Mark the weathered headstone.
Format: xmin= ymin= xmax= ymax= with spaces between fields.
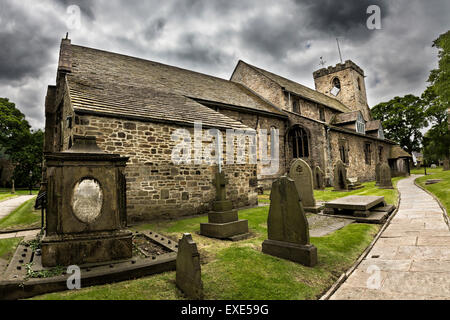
xmin=288 ymin=159 xmax=322 ymax=213
xmin=379 ymin=162 xmax=393 ymax=189
xmin=11 ymin=179 xmax=15 ymax=194
xmin=333 ymin=160 xmax=348 ymax=191
xmin=41 ymin=136 xmax=132 ymax=267
xmin=176 ymin=233 xmax=203 ymax=300
xmin=200 ymin=167 xmax=249 ymax=240
xmin=375 ymin=162 xmax=381 ymax=186
xmin=313 ymin=166 xmax=325 ymax=190
xmin=262 ymin=176 xmax=318 ymax=267
xmin=431 ymin=164 xmax=437 ymax=169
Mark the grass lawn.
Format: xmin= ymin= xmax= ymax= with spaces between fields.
xmin=415 ymin=168 xmax=450 ymax=215
xmin=0 ymin=197 xmax=41 ymax=231
xmin=0 ymin=188 xmax=39 ymax=202
xmin=0 ymin=237 xmax=23 ymax=272
xmin=33 ymin=205 xmax=380 ymax=300
xmin=410 ymin=166 xmax=443 ymax=175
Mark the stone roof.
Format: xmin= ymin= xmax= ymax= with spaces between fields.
xmin=365 ymin=120 xmax=382 ymax=132
xmin=331 ymin=111 xmax=361 ymax=124
xmin=238 ymin=61 xmax=351 ymax=113
xmin=67 ymin=44 xmax=284 ymax=129
xmin=389 ymin=145 xmax=412 ymax=159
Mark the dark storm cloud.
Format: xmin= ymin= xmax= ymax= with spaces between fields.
xmin=299 ymin=0 xmax=390 ymax=40
xmin=0 ymin=2 xmax=58 ymax=83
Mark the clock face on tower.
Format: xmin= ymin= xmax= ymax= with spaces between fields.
xmin=72 ymin=178 xmax=104 ymax=224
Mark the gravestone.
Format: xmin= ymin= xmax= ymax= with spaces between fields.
xmin=200 ymin=167 xmax=249 ymax=240
xmin=379 ymin=162 xmax=393 ymax=189
xmin=41 ymin=136 xmax=132 ymax=267
xmin=262 ymin=176 xmax=318 ymax=267
xmin=288 ymin=159 xmax=322 ymax=213
xmin=176 ymin=233 xmax=203 ymax=300
xmin=313 ymin=166 xmax=325 ymax=190
xmin=375 ymin=163 xmax=381 ymax=186
xmin=431 ymin=164 xmax=437 ymax=169
xmin=333 ymin=160 xmax=348 ymax=191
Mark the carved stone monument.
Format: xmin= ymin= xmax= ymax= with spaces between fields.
xmin=262 ymin=176 xmax=318 ymax=267
xmin=379 ymin=162 xmax=393 ymax=189
xmin=288 ymin=159 xmax=322 ymax=213
xmin=313 ymin=166 xmax=325 ymax=190
xmin=200 ymin=167 xmax=249 ymax=240
xmin=333 ymin=160 xmax=349 ymax=191
xmin=41 ymin=136 xmax=132 ymax=267
xmin=176 ymin=233 xmax=203 ymax=299
xmin=375 ymin=162 xmax=381 ymax=186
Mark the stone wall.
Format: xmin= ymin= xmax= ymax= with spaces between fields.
xmin=71 ymin=113 xmax=258 ymax=222
xmin=216 ymin=108 xmax=287 ymax=189
xmin=328 ymin=129 xmax=393 ymax=182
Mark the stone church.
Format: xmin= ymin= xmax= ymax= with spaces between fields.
xmin=43 ymin=37 xmax=411 ymax=222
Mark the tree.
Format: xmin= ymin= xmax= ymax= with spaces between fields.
xmin=0 ymin=98 xmax=44 ymax=187
xmin=372 ymin=94 xmax=428 ymax=155
xmin=423 ymin=31 xmax=450 ymax=170
xmin=428 ymin=31 xmax=450 ymax=103
xmin=11 ymin=130 xmax=44 ymax=188
xmin=0 ymin=98 xmax=30 ymax=154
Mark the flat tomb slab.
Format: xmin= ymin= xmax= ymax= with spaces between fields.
xmin=325 ymin=195 xmax=385 ymax=211
xmin=0 ymin=231 xmax=178 ymax=300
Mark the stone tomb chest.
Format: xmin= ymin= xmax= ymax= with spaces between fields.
xmin=41 ymin=136 xmax=132 ymax=267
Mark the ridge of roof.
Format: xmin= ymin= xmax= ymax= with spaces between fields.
xmin=238 ymin=60 xmax=351 ymax=113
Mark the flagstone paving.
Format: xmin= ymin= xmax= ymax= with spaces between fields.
xmin=331 ymin=175 xmax=450 ymax=300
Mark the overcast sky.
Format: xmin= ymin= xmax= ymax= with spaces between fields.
xmin=0 ymin=0 xmax=449 ymax=129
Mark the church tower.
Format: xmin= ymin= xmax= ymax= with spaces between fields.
xmin=313 ymin=60 xmax=371 ymax=121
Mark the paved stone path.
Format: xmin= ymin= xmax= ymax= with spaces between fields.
xmin=0 ymin=195 xmax=36 ymax=221
xmin=331 ymin=175 xmax=450 ymax=300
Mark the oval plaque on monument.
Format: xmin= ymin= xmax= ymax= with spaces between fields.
xmin=72 ymin=178 xmax=103 ymax=223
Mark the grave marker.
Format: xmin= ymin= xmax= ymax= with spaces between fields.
xmin=262 ymin=176 xmax=318 ymax=267
xmin=176 ymin=233 xmax=203 ymax=300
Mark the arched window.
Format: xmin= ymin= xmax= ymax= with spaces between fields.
xmin=331 ymin=77 xmax=341 ymax=96
xmin=289 ymin=126 xmax=309 ymax=158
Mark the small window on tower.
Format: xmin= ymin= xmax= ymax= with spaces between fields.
xmin=331 ymin=77 xmax=341 ymax=96
xmin=357 ymin=77 xmax=362 ymax=91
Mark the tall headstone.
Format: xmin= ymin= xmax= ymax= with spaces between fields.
xmin=200 ymin=167 xmax=249 ymax=240
xmin=288 ymin=159 xmax=322 ymax=213
xmin=333 ymin=160 xmax=348 ymax=191
xmin=375 ymin=163 xmax=381 ymax=186
xmin=176 ymin=233 xmax=203 ymax=300
xmin=41 ymin=136 xmax=132 ymax=267
xmin=11 ymin=179 xmax=15 ymax=194
xmin=262 ymin=176 xmax=318 ymax=267
xmin=379 ymin=162 xmax=393 ymax=189
xmin=313 ymin=166 xmax=325 ymax=190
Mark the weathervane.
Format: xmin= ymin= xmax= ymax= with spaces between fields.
xmin=319 ymin=56 xmax=326 ymax=67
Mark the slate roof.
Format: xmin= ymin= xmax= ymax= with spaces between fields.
xmin=67 ymin=45 xmax=284 ymax=129
xmin=366 ymin=120 xmax=382 ymax=132
xmin=389 ymin=145 xmax=412 ymax=159
xmin=237 ymin=61 xmax=351 ymax=113
xmin=331 ymin=111 xmax=361 ymax=124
